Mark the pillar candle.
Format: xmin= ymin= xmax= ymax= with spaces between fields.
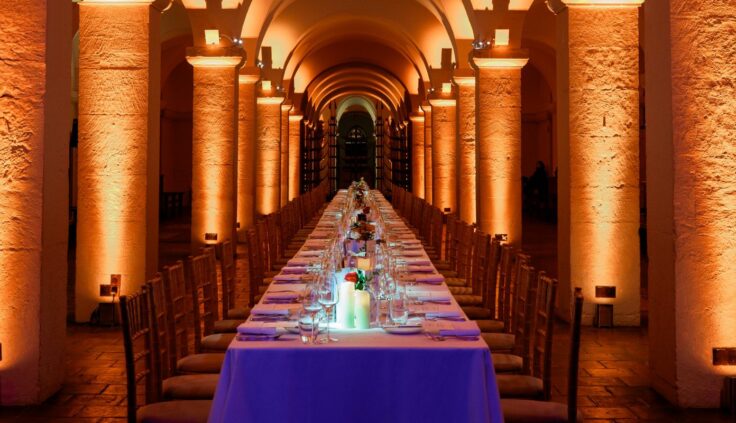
xmin=354 ymin=290 xmax=371 ymax=329
xmin=337 ymin=282 xmax=355 ymax=328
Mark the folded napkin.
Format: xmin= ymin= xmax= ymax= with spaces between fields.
xmin=399 ymin=250 xmax=424 ymax=257
xmin=297 ymin=250 xmax=323 ymax=257
xmin=405 ymin=258 xmax=432 ymax=266
xmin=237 ymin=322 xmax=278 ymax=336
xmin=425 ymin=310 xmax=462 ymax=319
xmin=408 ymin=265 xmax=435 ymax=273
xmin=414 ymin=274 xmax=445 ymax=284
xmin=304 ymin=239 xmax=329 ymax=247
xmin=266 ymin=292 xmax=299 ymax=301
xmin=402 ymin=240 xmax=422 ymax=246
xmin=251 ymin=304 xmax=294 ymax=316
xmin=414 ymin=294 xmax=452 ymax=302
xmin=273 ymin=273 xmax=303 ymax=282
xmin=309 ymin=231 xmax=332 ymax=239
xmin=396 ymin=234 xmax=417 ymax=240
xmin=422 ymin=321 xmax=480 ymax=337
xmin=287 ymin=257 xmax=315 ymax=267
xmin=281 ymin=266 xmax=308 ymax=274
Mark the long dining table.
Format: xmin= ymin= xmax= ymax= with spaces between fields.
xmin=208 ymin=190 xmax=503 ymax=423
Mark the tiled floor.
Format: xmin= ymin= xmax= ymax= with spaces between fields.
xmin=1 ymin=214 xmax=732 ymax=422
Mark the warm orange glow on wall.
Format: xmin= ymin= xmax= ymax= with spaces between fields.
xmin=428 ymin=98 xmax=457 ymax=213
xmin=288 ymin=114 xmax=302 ymax=200
xmin=473 ymin=58 xmax=526 ymax=245
xmin=662 ymin=0 xmax=736 ymax=406
xmin=77 ymin=1 xmax=157 ymax=321
xmin=454 ymin=76 xmax=477 ymax=223
xmin=421 ymin=103 xmax=433 ymax=205
xmin=565 ymin=4 xmax=640 ymax=326
xmin=256 ymin=96 xmax=284 ymax=215
xmin=409 ymin=114 xmax=426 ymax=199
xmin=280 ymin=103 xmax=291 ymax=207
xmin=237 ymin=74 xmax=258 ymax=237
xmin=187 ymin=52 xmax=243 ymax=250
xmin=1 ymin=0 xmax=71 ymax=404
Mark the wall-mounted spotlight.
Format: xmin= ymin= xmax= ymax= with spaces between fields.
xmin=441 ymin=82 xmax=452 ymax=94
xmin=494 ymin=29 xmax=510 ymax=47
xmin=262 ymin=80 xmax=272 ymax=91
xmin=472 ymin=39 xmax=492 ymax=50
xmin=256 ymin=60 xmax=265 ymax=69
xmin=204 ymin=29 xmax=220 ymax=46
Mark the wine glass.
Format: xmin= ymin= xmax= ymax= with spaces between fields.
xmin=317 ymin=272 xmax=340 ymax=343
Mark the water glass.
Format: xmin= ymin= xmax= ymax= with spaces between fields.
xmin=298 ymin=309 xmax=320 ymax=344
xmin=389 ymin=293 xmax=409 ymax=325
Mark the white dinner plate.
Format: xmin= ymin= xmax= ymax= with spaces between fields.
xmin=382 ymin=325 xmax=423 ymax=335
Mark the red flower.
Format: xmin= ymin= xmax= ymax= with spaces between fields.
xmin=345 ymin=272 xmax=358 ymax=282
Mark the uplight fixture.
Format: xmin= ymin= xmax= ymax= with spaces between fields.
xmin=494 ymin=29 xmax=510 ymax=47
xmin=204 ymin=29 xmax=220 ymax=46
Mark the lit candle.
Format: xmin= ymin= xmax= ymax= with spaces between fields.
xmin=354 ymin=290 xmax=371 ymax=329
xmin=337 ymin=282 xmax=355 ymax=328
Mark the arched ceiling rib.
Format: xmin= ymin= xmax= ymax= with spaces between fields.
xmin=256 ymin=0 xmax=455 ymax=70
xmin=337 ymin=96 xmax=377 ymax=122
xmin=288 ymin=36 xmax=423 ymax=95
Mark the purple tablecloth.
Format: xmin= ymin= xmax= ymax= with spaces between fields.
xmin=208 ymin=192 xmax=503 ymax=423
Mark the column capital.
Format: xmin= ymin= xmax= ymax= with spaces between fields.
xmin=473 ymin=57 xmax=529 ymax=70
xmin=453 ymin=75 xmax=476 ymax=86
xmin=257 ymin=96 xmax=285 ymax=105
xmin=420 ymin=101 xmax=432 ymax=113
xmin=186 ymin=46 xmax=244 ymax=68
xmin=409 ymin=113 xmax=425 ymax=123
xmin=289 ymin=114 xmax=303 ymax=121
xmin=281 ymin=102 xmax=293 ymax=112
xmin=239 ymin=74 xmax=260 ymax=84
xmin=562 ymin=0 xmax=643 ymax=6
xmin=428 ymin=98 xmax=456 ymax=107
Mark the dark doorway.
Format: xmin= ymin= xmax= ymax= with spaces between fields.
xmin=337 ymin=111 xmax=376 ymax=188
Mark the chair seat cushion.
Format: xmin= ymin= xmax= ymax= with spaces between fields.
xmin=476 ymin=319 xmax=505 ymax=333
xmin=445 ymin=277 xmax=467 ymax=287
xmin=497 ymin=375 xmax=544 ymax=399
xmin=463 ymin=306 xmax=493 ymax=320
xmin=177 ymin=353 xmax=224 ymax=374
xmin=482 ymin=332 xmax=515 ymax=351
xmin=137 ymin=400 xmax=212 ymax=423
xmin=501 ymin=399 xmax=581 ymax=423
xmin=439 ymin=269 xmax=459 ymax=278
xmin=227 ymin=307 xmax=250 ymax=320
xmin=201 ymin=333 xmax=236 ymax=352
xmin=162 ymin=374 xmax=219 ymax=400
xmin=492 ymin=353 xmax=523 ymax=373
xmin=450 ymin=287 xmax=474 ymax=296
xmin=454 ymin=294 xmax=483 ymax=306
xmin=213 ymin=319 xmax=243 ymax=334
xmin=433 ymin=262 xmax=452 ymax=271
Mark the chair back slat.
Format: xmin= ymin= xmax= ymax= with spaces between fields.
xmin=145 ymin=275 xmax=169 ymax=387
xmin=162 ymin=261 xmax=193 ymax=369
xmin=512 ymin=264 xmax=537 ymax=374
xmin=202 ymin=246 xmax=221 ymax=323
xmin=482 ymin=238 xmax=503 ymax=313
xmin=245 ymin=229 xmax=261 ymax=307
xmin=470 ymin=231 xmax=490 ymax=296
xmin=187 ymin=252 xmax=215 ymax=350
xmin=532 ymin=272 xmax=558 ymax=400
xmin=218 ymin=240 xmax=237 ymax=319
xmin=120 ymin=290 xmax=158 ymax=423
xmin=430 ymin=208 xmax=444 ymax=258
xmin=568 ymin=287 xmax=584 ymax=422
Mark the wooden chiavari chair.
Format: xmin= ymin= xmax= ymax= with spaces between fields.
xmin=217 ymin=240 xmax=247 ymax=320
xmin=496 ymin=272 xmax=558 ymax=399
xmin=120 ymin=290 xmax=212 ymax=423
xmin=482 ymin=263 xmax=537 ymax=353
xmin=146 ymin=276 xmax=218 ymax=400
xmin=453 ymin=231 xmax=491 ymax=307
xmin=501 ymin=287 xmax=584 ymax=423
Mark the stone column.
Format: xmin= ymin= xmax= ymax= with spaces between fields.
xmin=474 ymin=57 xmax=527 ymax=245
xmin=77 ymin=0 xmax=165 ymax=320
xmin=288 ymin=113 xmax=302 ymax=200
xmin=409 ymin=114 xmax=425 ymax=199
xmin=0 ymin=0 xmax=71 ymax=404
xmin=563 ymin=0 xmax=641 ymax=326
xmin=187 ymin=49 xmax=243 ymax=250
xmin=280 ymin=103 xmax=291 ymax=206
xmin=421 ymin=103 xmax=433 ymax=204
xmin=646 ymin=0 xmax=736 ymax=407
xmin=454 ymin=75 xmax=477 ymax=223
xmin=237 ymin=73 xmax=258 ymax=237
xmin=429 ymin=98 xmax=457 ymax=213
xmin=256 ymin=96 xmax=284 ymax=215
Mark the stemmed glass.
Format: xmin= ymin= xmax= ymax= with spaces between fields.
xmin=318 ymin=271 xmax=340 ymax=343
